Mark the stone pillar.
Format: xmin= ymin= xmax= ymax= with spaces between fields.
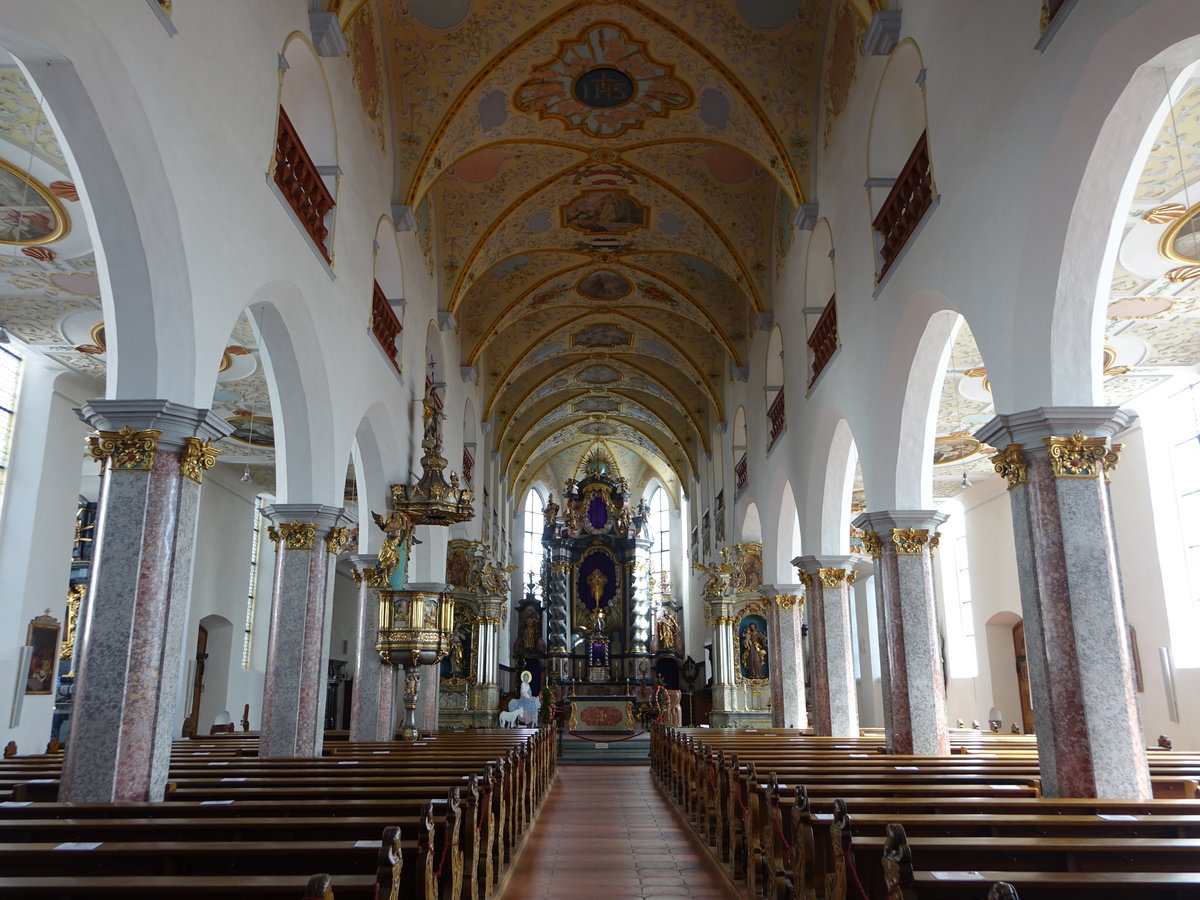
xmin=417 ymin=664 xmax=441 ymax=732
xmin=977 ymin=407 xmax=1150 ymax=799
xmin=763 ymin=584 xmax=807 ymax=729
xmin=348 ymin=555 xmax=395 ymax=742
xmin=60 ymin=400 xmax=230 ymax=802
xmin=794 ymin=557 xmax=860 ymax=737
xmin=852 ymin=511 xmax=950 ymax=755
xmin=259 ymin=504 xmax=353 ymax=758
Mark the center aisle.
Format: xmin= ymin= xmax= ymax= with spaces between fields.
xmin=503 ymin=766 xmax=733 ymax=899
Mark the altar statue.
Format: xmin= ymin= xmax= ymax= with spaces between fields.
xmin=741 ymin=622 xmax=767 ymax=679
xmin=587 ymin=568 xmax=608 ymax=606
xmin=656 ymin=609 xmax=679 ymax=652
xmin=543 ymin=492 xmax=559 ymax=529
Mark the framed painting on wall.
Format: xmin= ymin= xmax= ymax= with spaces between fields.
xmin=25 ymin=611 xmax=60 ymax=695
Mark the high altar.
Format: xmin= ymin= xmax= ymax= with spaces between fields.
xmin=512 ymin=447 xmax=684 ymax=731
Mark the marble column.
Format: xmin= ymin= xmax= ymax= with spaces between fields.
xmin=60 ymin=400 xmax=230 ymax=802
xmin=763 ymin=584 xmax=807 ymax=729
xmin=977 ymin=407 xmax=1150 ymax=799
xmin=795 ymin=557 xmax=861 ymax=737
xmin=259 ymin=504 xmax=353 ymax=758
xmin=852 ymin=511 xmax=950 ymax=755
xmin=348 ymin=555 xmax=395 ymax=742
xmin=414 ymin=581 xmax=451 ymax=733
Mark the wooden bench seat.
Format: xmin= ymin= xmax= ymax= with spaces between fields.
xmin=652 ymin=725 xmax=1200 ymax=900
xmin=0 ymin=728 xmax=556 ymax=900
xmin=0 ymin=873 xmax=379 ymax=899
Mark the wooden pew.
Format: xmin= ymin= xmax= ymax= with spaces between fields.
xmin=0 ymin=728 xmax=556 ymax=900
xmin=652 ymin=726 xmax=1200 ymax=900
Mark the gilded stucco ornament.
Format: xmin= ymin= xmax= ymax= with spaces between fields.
xmin=179 ymin=437 xmax=220 ymax=484
xmin=991 ymin=444 xmax=1028 ymax=490
xmin=326 ymin=525 xmax=357 ymax=555
xmin=818 ymin=567 xmax=849 ymax=589
xmin=1045 ymin=431 xmax=1123 ymax=480
xmin=59 ymin=583 xmax=86 ymax=671
xmin=860 ymin=530 xmax=882 ymax=559
xmin=88 ymin=426 xmax=161 ymax=472
xmin=774 ymin=594 xmax=801 ymax=613
xmin=891 ymin=529 xmax=929 ymax=556
xmin=268 ymin=522 xmax=318 ymax=551
xmin=928 ymin=533 xmax=940 ymax=556
xmin=797 ymin=569 xmax=813 ymax=590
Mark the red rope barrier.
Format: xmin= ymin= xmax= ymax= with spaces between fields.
xmin=568 ymin=730 xmax=646 ymax=743
xmin=844 ymin=836 xmax=871 ymax=900
xmin=773 ymin=809 xmax=793 ymax=865
xmin=432 ymin=819 xmax=459 ymax=879
xmin=476 ymin=786 xmax=492 ymax=834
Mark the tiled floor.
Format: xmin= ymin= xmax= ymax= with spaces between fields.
xmin=502 ymin=765 xmax=734 ymax=899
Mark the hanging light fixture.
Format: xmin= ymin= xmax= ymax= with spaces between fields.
xmin=240 ymin=407 xmax=256 ymax=484
xmin=961 ymin=470 xmax=972 ymax=489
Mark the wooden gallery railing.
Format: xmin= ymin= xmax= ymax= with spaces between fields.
xmin=370 ymin=281 xmax=403 ymax=375
xmin=767 ymin=389 xmax=786 ymax=450
xmin=872 ymin=130 xmax=933 ymax=278
xmin=734 ymin=453 xmax=749 ymax=498
xmin=462 ymin=446 xmax=475 ymax=488
xmin=273 ymin=107 xmax=335 ymax=262
xmin=807 ymin=296 xmax=838 ymax=384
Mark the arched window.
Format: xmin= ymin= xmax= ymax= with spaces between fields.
xmin=0 ymin=344 xmax=24 ymax=512
xmin=522 ymin=488 xmax=546 ymax=596
xmin=649 ymin=486 xmax=671 ymax=586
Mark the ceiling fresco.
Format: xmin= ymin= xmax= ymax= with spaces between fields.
xmin=357 ymin=0 xmax=831 ymax=492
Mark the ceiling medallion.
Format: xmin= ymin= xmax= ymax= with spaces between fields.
xmin=1158 ymin=202 xmax=1200 ymax=264
xmin=514 ymin=23 xmax=692 ymax=139
xmin=562 ymin=189 xmax=646 ymax=234
xmin=932 ymin=434 xmax=981 ymax=465
xmin=577 ymin=269 xmax=633 ymax=301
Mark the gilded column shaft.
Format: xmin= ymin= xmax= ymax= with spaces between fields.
xmin=60 ymin=400 xmax=230 ymax=803
xmin=978 ymin=408 xmax=1150 ymax=800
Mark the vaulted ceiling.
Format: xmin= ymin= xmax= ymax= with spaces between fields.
xmin=354 ymin=0 xmax=836 ymax=496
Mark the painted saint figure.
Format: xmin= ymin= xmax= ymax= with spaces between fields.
xmin=741 ymin=622 xmax=767 ymax=679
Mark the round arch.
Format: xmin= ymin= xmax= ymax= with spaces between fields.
xmin=1011 ymin=8 xmax=1200 ymax=410
xmin=0 ymin=19 xmax=196 ymax=402
xmin=246 ymin=284 xmax=338 ymax=506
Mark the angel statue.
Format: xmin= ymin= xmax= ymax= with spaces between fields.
xmin=372 ymin=508 xmax=414 ymax=578
xmin=692 ymin=560 xmax=733 ymax=599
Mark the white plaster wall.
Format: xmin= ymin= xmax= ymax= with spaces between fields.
xmin=0 ymin=360 xmax=91 ymax=754
xmin=1109 ymin=424 xmax=1200 ymax=749
xmin=175 ymin=468 xmax=264 ymax=737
